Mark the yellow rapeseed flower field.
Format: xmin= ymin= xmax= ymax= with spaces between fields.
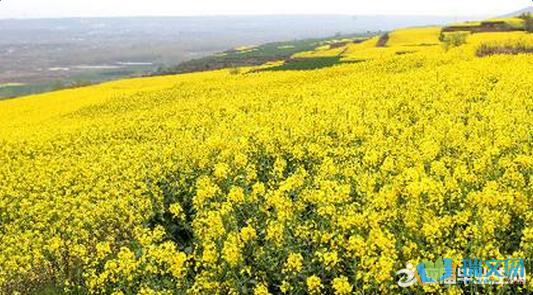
xmin=0 ymin=26 xmax=532 ymax=294
xmin=387 ymin=27 xmax=442 ymax=46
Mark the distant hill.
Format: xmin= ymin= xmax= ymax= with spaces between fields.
xmin=501 ymin=7 xmax=533 ymax=17
xmin=0 ymin=15 xmax=471 ymax=99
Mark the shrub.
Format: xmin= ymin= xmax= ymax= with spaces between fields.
xmin=441 ymin=32 xmax=469 ymax=51
xmin=476 ymin=41 xmax=533 ymax=57
xmin=228 ymin=67 xmax=241 ymax=75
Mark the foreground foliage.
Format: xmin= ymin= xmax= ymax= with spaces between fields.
xmin=0 ymin=27 xmax=532 ymax=294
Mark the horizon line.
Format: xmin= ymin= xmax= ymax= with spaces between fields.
xmin=0 ymin=13 xmax=494 ymax=21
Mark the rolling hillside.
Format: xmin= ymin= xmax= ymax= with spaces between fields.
xmin=0 ymin=15 xmax=467 ymax=99
xmin=0 ymin=19 xmax=532 ymax=294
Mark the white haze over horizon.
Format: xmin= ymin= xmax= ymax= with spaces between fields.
xmin=0 ymin=0 xmax=530 ymax=19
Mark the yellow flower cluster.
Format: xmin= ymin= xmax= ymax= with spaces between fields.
xmin=0 ymin=26 xmax=531 ymax=294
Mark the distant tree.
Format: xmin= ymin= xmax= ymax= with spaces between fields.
xmin=519 ymin=13 xmax=533 ymax=32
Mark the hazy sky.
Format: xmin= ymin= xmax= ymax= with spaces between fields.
xmin=0 ymin=0 xmax=529 ymax=19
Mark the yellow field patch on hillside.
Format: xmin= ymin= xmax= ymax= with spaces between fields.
xmin=387 ymin=27 xmax=442 ymax=46
xmin=486 ymin=17 xmax=525 ymax=28
xmin=466 ymin=31 xmax=533 ymax=45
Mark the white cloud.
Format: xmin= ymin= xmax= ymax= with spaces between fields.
xmin=0 ymin=0 xmax=529 ymax=18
